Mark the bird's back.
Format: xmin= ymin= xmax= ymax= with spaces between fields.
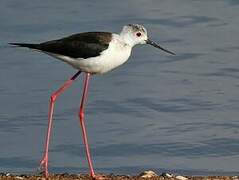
xmin=10 ymin=32 xmax=112 ymax=59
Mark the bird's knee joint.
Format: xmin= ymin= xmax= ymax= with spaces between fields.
xmin=50 ymin=95 xmax=57 ymax=102
xmin=79 ymin=110 xmax=84 ymax=120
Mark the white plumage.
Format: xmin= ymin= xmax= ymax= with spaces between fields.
xmin=51 ymin=34 xmax=133 ymax=74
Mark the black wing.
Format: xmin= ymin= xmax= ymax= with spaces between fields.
xmin=10 ymin=32 xmax=112 ymax=59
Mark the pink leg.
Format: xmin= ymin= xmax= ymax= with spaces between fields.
xmin=78 ymin=73 xmax=96 ymax=178
xmin=39 ymin=70 xmax=81 ymax=177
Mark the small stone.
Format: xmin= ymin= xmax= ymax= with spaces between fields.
xmin=15 ymin=176 xmax=24 ymax=180
xmin=139 ymin=170 xmax=158 ymax=178
xmin=161 ymin=172 xmax=173 ymax=178
xmin=175 ymin=175 xmax=188 ymax=180
xmin=232 ymin=176 xmax=238 ymax=180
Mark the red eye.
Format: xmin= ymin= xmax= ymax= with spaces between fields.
xmin=136 ymin=32 xmax=141 ymax=37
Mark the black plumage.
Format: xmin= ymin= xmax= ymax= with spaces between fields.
xmin=10 ymin=32 xmax=112 ymax=59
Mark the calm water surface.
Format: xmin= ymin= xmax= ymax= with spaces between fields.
xmin=1 ymin=0 xmax=239 ymax=175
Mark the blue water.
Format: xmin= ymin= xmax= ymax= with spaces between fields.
xmin=1 ymin=0 xmax=239 ymax=176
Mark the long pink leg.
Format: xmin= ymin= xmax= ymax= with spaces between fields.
xmin=40 ymin=70 xmax=81 ymax=177
xmin=78 ymin=73 xmax=96 ymax=178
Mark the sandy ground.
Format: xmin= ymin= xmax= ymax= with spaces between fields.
xmin=0 ymin=171 xmax=238 ymax=180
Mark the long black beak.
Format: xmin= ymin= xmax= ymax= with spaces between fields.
xmin=146 ymin=39 xmax=175 ymax=55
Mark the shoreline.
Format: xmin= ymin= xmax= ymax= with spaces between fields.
xmin=0 ymin=171 xmax=238 ymax=180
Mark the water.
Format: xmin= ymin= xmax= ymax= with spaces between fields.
xmin=1 ymin=0 xmax=239 ymax=176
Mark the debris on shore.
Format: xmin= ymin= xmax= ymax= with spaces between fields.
xmin=0 ymin=171 xmax=238 ymax=180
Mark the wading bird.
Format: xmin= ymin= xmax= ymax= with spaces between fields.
xmin=10 ymin=24 xmax=175 ymax=179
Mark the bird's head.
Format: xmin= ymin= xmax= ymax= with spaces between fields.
xmin=120 ymin=24 xmax=175 ymax=55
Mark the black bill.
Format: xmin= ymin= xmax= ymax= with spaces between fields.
xmin=146 ymin=39 xmax=175 ymax=55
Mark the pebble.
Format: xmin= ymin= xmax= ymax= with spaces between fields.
xmin=161 ymin=172 xmax=173 ymax=178
xmin=139 ymin=170 xmax=158 ymax=178
xmin=15 ymin=176 xmax=24 ymax=180
xmin=232 ymin=176 xmax=239 ymax=180
xmin=175 ymin=175 xmax=188 ymax=180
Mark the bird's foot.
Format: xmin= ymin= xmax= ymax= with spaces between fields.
xmin=38 ymin=155 xmax=49 ymax=177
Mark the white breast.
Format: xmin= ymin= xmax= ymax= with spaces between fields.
xmin=52 ymin=34 xmax=132 ymax=74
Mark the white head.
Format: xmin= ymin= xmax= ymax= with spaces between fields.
xmin=120 ymin=24 xmax=175 ymax=55
xmin=120 ymin=24 xmax=148 ymax=46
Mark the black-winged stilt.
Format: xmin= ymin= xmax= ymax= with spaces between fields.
xmin=10 ymin=24 xmax=175 ymax=179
